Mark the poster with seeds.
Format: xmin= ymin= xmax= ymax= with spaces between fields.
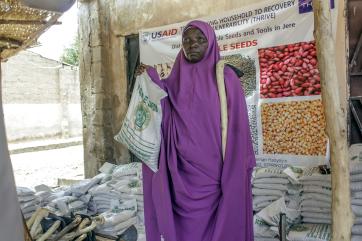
xmin=140 ymin=0 xmax=338 ymax=167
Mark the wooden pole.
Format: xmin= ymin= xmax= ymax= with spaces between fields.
xmin=0 ymin=59 xmax=27 ymax=240
xmin=313 ymin=1 xmax=353 ymax=240
xmin=0 ymin=19 xmax=61 ymax=25
xmin=23 ymin=216 xmax=33 ymax=241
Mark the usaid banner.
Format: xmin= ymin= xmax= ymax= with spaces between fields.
xmin=140 ymin=0 xmax=337 ymax=168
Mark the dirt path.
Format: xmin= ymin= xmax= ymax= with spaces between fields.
xmin=10 ymin=145 xmax=84 ymax=189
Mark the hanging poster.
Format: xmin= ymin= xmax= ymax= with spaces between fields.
xmin=140 ymin=0 xmax=337 ymax=168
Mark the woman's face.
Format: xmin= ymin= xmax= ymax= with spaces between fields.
xmin=182 ymin=27 xmax=208 ymax=63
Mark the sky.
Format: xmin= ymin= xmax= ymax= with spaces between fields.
xmin=29 ymin=4 xmax=78 ymax=61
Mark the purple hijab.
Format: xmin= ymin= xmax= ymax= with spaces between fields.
xmin=142 ymin=20 xmax=255 ymax=241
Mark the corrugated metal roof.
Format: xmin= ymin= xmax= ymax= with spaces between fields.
xmin=0 ymin=0 xmax=62 ymax=60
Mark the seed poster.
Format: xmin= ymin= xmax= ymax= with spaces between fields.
xmin=139 ymin=0 xmax=337 ymax=168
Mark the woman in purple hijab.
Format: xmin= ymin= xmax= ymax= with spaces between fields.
xmin=140 ymin=20 xmax=255 ymax=241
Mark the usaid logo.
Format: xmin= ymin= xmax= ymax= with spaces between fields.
xmin=141 ymin=32 xmax=150 ymax=43
xmin=142 ymin=29 xmax=178 ymax=42
xmin=299 ymin=0 xmax=335 ymax=14
xmin=150 ymin=29 xmax=178 ymax=40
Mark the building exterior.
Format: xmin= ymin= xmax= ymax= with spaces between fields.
xmin=78 ymin=0 xmax=347 ymax=178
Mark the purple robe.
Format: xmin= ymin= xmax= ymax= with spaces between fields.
xmin=142 ymin=20 xmax=255 ymax=241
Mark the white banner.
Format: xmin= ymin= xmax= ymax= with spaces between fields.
xmin=140 ymin=0 xmax=337 ymax=168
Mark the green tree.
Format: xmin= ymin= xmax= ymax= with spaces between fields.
xmin=60 ymin=35 xmax=79 ymax=66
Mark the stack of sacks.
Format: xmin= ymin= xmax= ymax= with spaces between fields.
xmin=131 ymin=179 xmax=144 ymax=228
xmin=107 ymin=178 xmax=143 ymax=222
xmin=254 ymin=237 xmax=279 ymax=241
xmin=69 ymin=173 xmax=105 ymax=215
xmin=88 ymin=182 xmax=122 ymax=213
xmin=34 ymin=184 xmax=62 ymax=207
xmin=135 ymin=166 xmax=146 ymax=239
xmin=37 ymin=174 xmax=103 ymax=216
xmin=88 ymin=162 xmax=143 ymax=238
xmin=110 ymin=162 xmax=143 ymax=224
xmin=95 ymin=200 xmax=138 ymax=237
xmin=253 ymin=215 xmax=279 ymax=241
xmin=17 ymin=187 xmax=40 ymax=219
xmin=282 ymin=167 xmax=303 ymax=210
xmin=98 ymin=162 xmax=117 ymax=183
xmin=285 ymin=184 xmax=302 ymax=210
xmin=35 ymin=190 xmax=71 ymax=208
xmin=287 ymin=223 xmax=331 ymax=241
xmin=70 ymin=174 xmax=104 ymax=198
xmin=87 ymin=162 xmax=141 ymax=214
xmin=85 ymin=163 xmax=118 ymax=215
xmin=45 ymin=195 xmax=88 ymax=216
xmin=252 ymin=167 xmax=289 ymax=212
xmin=350 ymin=162 xmax=362 ymax=241
xmin=35 ymin=191 xmax=54 ymax=207
xmin=36 ymin=187 xmax=73 ymax=209
xmin=299 ymin=166 xmax=331 ymax=224
xmin=111 ymin=162 xmax=142 ymax=181
xmin=253 ymin=197 xmax=300 ymax=241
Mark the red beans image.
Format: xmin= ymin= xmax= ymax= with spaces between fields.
xmin=258 ymin=41 xmax=320 ymax=98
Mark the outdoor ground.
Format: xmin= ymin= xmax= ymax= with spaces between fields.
xmin=10 ymin=145 xmax=84 ymax=189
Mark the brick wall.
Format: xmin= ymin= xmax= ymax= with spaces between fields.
xmin=1 ymin=51 xmax=82 ymax=142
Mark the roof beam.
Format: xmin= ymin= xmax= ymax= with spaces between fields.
xmin=0 ymin=19 xmax=61 ymax=25
xmin=0 ymin=36 xmax=22 ymax=47
xmin=19 ymin=0 xmax=76 ymax=13
xmin=1 ymin=12 xmax=61 ymax=60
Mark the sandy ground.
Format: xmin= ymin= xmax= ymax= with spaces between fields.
xmin=10 ymin=145 xmax=84 ymax=189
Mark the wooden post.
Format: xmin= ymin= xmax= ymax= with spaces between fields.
xmin=23 ymin=217 xmax=33 ymax=241
xmin=0 ymin=60 xmax=27 ymax=240
xmin=313 ymin=1 xmax=353 ymax=240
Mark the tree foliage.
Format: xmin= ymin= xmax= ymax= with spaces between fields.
xmin=60 ymin=35 xmax=79 ymax=66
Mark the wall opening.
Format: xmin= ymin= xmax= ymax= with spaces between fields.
xmin=125 ymin=34 xmax=141 ymax=163
xmin=348 ymin=0 xmax=362 ymax=144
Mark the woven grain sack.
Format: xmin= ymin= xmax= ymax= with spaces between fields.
xmin=115 ymin=73 xmax=167 ymax=172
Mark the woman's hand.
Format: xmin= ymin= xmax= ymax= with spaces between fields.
xmin=135 ymin=63 xmax=151 ymax=76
